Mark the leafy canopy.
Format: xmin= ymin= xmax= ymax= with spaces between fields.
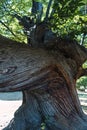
xmin=0 ymin=0 xmax=50 ymax=42
xmin=0 ymin=0 xmax=87 ymax=45
xmin=51 ymin=0 xmax=87 ymax=45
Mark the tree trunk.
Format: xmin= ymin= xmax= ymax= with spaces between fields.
xmin=0 ymin=34 xmax=87 ymax=130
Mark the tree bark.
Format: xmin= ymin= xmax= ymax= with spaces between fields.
xmin=0 ymin=34 xmax=87 ymax=130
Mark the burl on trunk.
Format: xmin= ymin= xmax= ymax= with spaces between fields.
xmin=0 ymin=35 xmax=87 ymax=130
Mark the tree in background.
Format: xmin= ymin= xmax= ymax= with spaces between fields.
xmin=0 ymin=0 xmax=87 ymax=130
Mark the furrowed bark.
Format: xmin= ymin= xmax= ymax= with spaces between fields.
xmin=0 ymin=34 xmax=87 ymax=130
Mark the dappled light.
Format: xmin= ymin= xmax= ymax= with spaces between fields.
xmin=76 ymin=76 xmax=87 ymax=91
xmin=82 ymin=60 xmax=87 ymax=69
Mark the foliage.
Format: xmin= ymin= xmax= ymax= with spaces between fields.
xmin=0 ymin=0 xmax=87 ymax=45
xmin=0 ymin=0 xmax=50 ymax=43
xmin=76 ymin=61 xmax=87 ymax=90
xmin=51 ymin=0 xmax=87 ymax=44
xmin=82 ymin=61 xmax=87 ymax=69
xmin=76 ymin=76 xmax=87 ymax=90
xmin=0 ymin=0 xmax=31 ymax=42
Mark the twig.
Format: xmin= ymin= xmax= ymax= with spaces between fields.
xmin=0 ymin=20 xmax=23 ymax=42
xmin=0 ymin=20 xmax=16 ymax=37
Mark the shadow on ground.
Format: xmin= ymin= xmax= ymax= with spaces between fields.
xmin=0 ymin=92 xmax=22 ymax=100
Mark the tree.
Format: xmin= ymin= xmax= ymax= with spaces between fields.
xmin=0 ymin=0 xmax=87 ymax=130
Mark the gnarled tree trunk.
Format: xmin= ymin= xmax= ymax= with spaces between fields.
xmin=0 ymin=34 xmax=87 ymax=130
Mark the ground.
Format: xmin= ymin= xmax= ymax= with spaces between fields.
xmin=0 ymin=92 xmax=22 ymax=130
xmin=0 ymin=91 xmax=87 ymax=130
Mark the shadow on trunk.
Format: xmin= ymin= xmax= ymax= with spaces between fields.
xmin=0 ymin=26 xmax=87 ymax=130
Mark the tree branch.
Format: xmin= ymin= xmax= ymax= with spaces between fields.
xmin=44 ymin=0 xmax=53 ymax=21
xmin=76 ymin=68 xmax=87 ymax=80
xmin=81 ymin=68 xmax=87 ymax=77
xmin=0 ymin=35 xmax=87 ymax=91
xmin=13 ymin=14 xmax=34 ymax=30
xmin=0 ymin=20 xmax=16 ymax=37
xmin=32 ymin=0 xmax=43 ymax=23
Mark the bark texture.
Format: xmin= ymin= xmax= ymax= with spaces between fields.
xmin=0 ymin=34 xmax=87 ymax=130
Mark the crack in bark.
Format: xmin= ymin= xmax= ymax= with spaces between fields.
xmin=0 ymin=35 xmax=87 ymax=130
